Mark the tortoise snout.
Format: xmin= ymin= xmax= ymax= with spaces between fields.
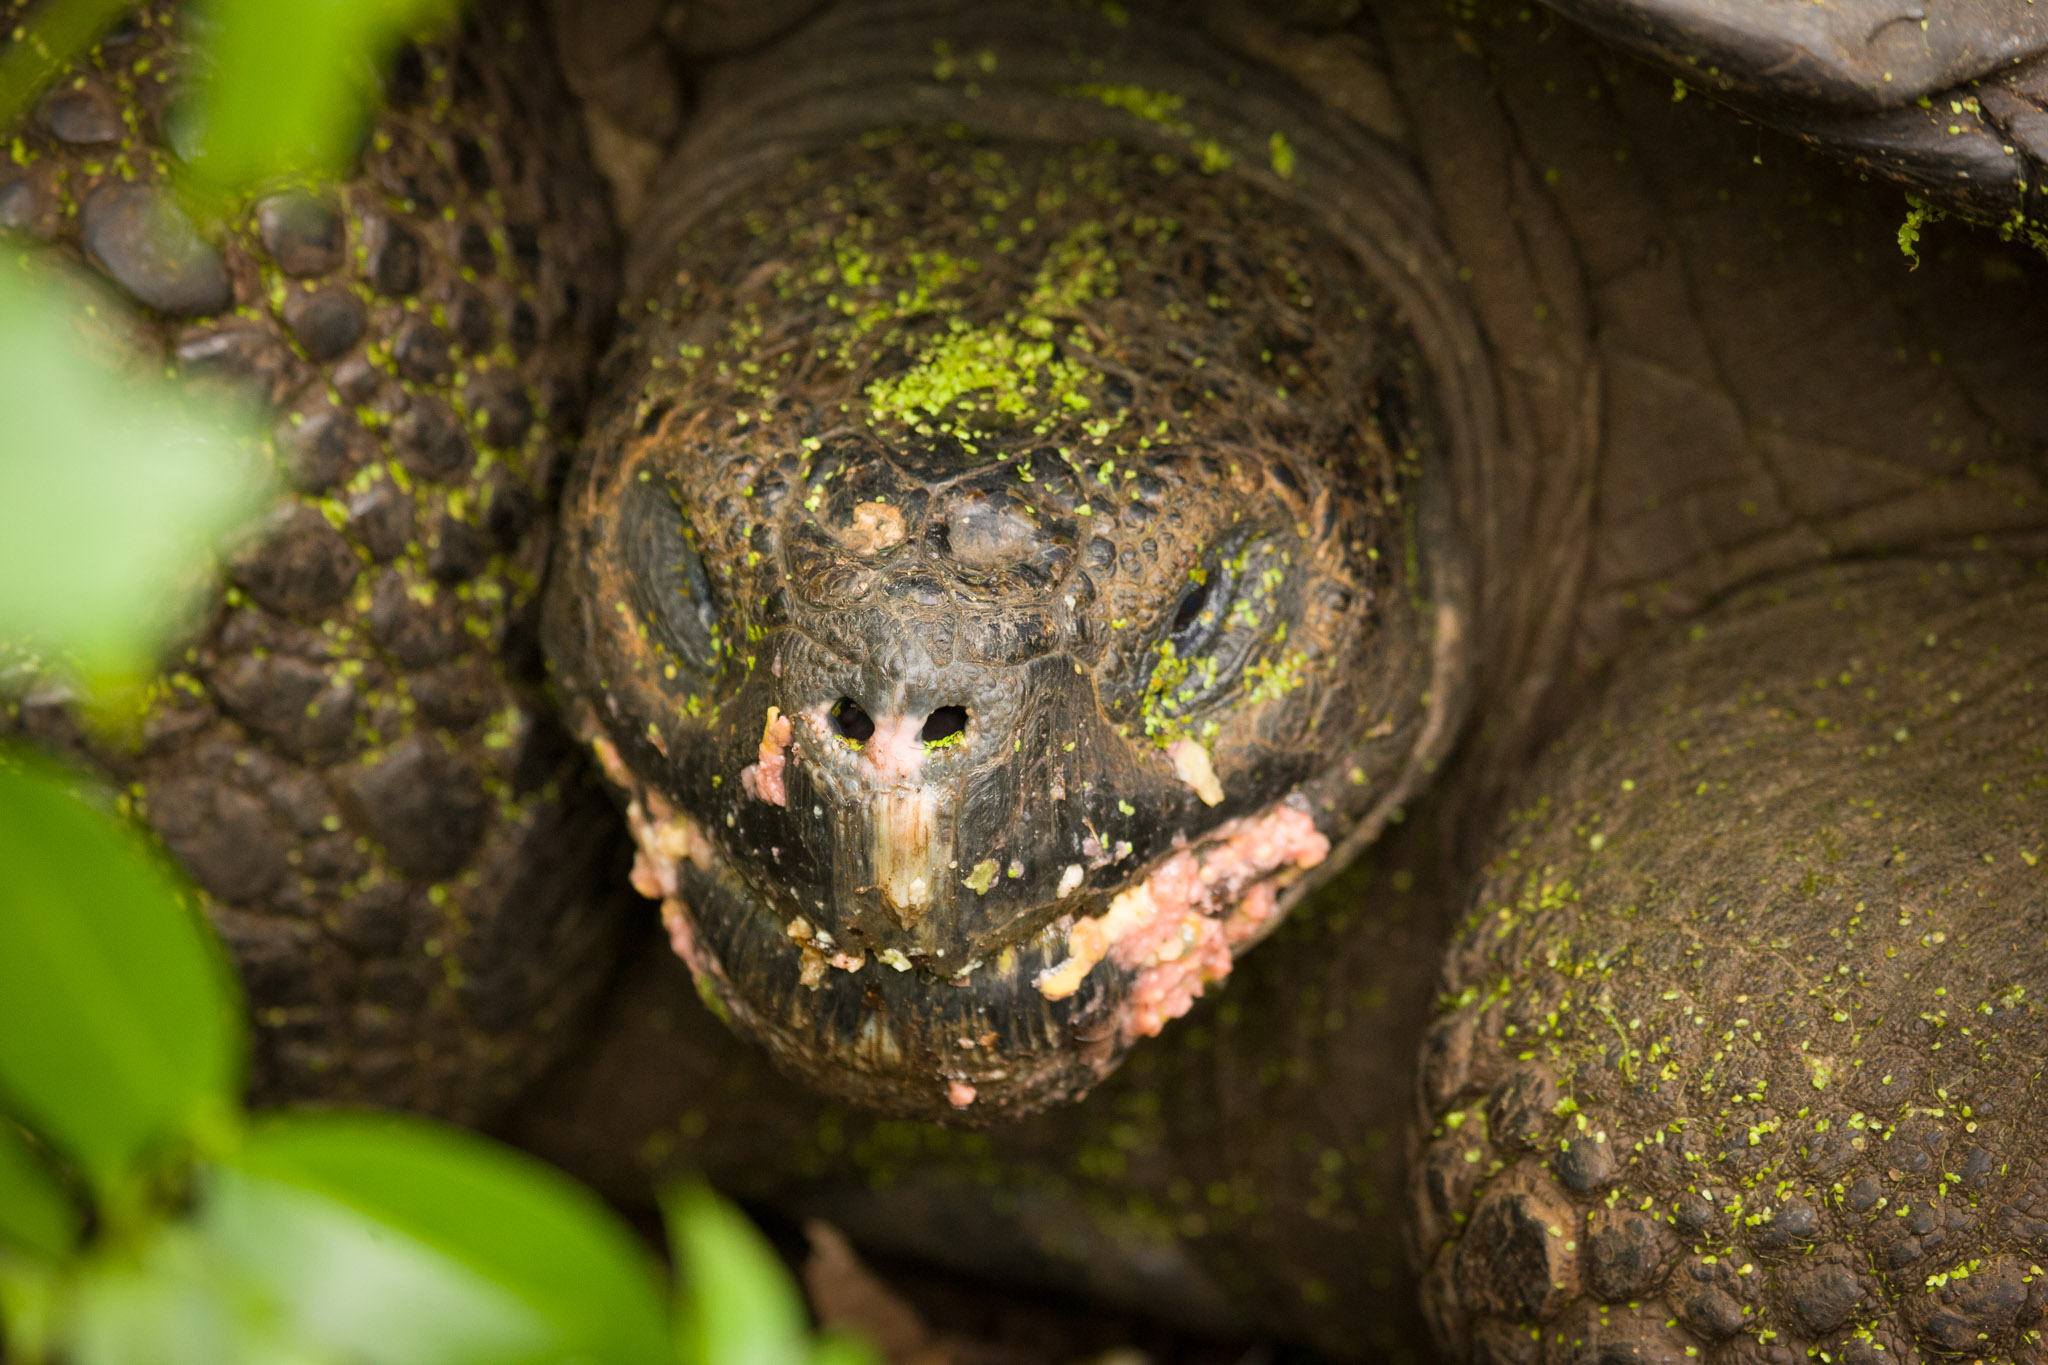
xmin=757 ymin=637 xmax=1026 ymax=940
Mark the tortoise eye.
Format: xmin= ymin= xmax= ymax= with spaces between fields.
xmin=1167 ymin=549 xmax=1241 ymax=661
xmin=621 ymin=476 xmax=720 ymax=674
xmin=1146 ymin=550 xmax=1246 ymax=701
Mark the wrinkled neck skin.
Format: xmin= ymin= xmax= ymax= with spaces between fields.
xmin=545 ymin=0 xmax=1479 ymax=1121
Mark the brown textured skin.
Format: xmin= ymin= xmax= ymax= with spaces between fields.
xmin=515 ymin=0 xmax=2048 ymax=1358
xmin=1415 ymin=557 xmax=2048 ymax=1365
xmin=0 ymin=0 xmax=623 ymax=1121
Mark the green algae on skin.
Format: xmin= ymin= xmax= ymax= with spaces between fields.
xmin=1414 ymin=559 xmax=2048 ymax=1363
xmin=1268 ymin=132 xmax=1296 ymax=180
xmin=1139 ymin=640 xmax=1219 ymax=746
xmin=864 ymin=318 xmax=1093 ymax=432
xmin=962 ymin=858 xmax=1000 ymax=894
xmin=1062 ymin=83 xmax=1234 ymax=174
xmin=862 ymin=222 xmax=1118 ymax=437
xmin=1244 ymin=649 xmax=1308 ymax=706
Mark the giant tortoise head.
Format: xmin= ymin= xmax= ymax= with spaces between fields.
xmin=540 ymin=0 xmax=2048 ymax=1124
xmin=543 ymin=5 xmax=1481 ymax=1120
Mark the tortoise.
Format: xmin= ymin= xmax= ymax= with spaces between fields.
xmin=4 ymin=0 xmax=2047 ymax=1358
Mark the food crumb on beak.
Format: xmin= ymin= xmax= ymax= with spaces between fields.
xmin=947 ymin=1079 xmax=977 ymax=1108
xmin=739 ymin=706 xmax=794 ymax=806
xmin=1167 ymin=737 xmax=1225 ymax=806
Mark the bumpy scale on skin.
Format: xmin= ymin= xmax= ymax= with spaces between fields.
xmin=1415 ymin=558 xmax=2048 ymax=1365
xmin=0 ymin=0 xmax=621 ymax=1120
xmin=549 ymin=97 xmax=1450 ymax=1119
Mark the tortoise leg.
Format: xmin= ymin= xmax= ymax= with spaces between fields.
xmin=0 ymin=0 xmax=624 ymax=1123
xmin=1415 ymin=555 xmax=2048 ymax=1365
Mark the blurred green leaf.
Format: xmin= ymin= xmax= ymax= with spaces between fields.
xmin=60 ymin=1222 xmax=325 ymax=1365
xmin=0 ymin=0 xmax=134 ymax=131
xmin=184 ymin=0 xmax=458 ymax=194
xmin=0 ymin=1257 xmax=60 ymax=1365
xmin=0 ymin=1120 xmax=79 ymax=1262
xmin=0 ymin=264 xmax=271 ymax=676
xmin=196 ymin=1169 xmax=549 ymax=1365
xmin=810 ymin=1331 xmax=886 ymax=1365
xmin=0 ymin=758 xmax=241 ymax=1203
xmin=664 ymin=1180 xmax=812 ymax=1365
xmin=203 ymin=1112 xmax=671 ymax=1365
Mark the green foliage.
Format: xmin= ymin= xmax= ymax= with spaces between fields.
xmin=0 ymin=757 xmax=241 ymax=1206
xmin=667 ymin=1181 xmax=812 ymax=1365
xmin=0 ymin=266 xmax=272 ymax=678
xmin=211 ymin=1114 xmax=672 ymax=1365
xmin=183 ymin=0 xmax=459 ymax=195
xmin=666 ymin=1182 xmax=881 ymax=1365
xmin=0 ymin=747 xmax=688 ymax=1365
xmin=0 ymin=1120 xmax=79 ymax=1261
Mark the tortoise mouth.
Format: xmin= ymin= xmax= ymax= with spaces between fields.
xmin=612 ymin=742 xmax=1330 ymax=1121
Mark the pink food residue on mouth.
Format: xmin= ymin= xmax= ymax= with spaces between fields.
xmin=739 ymin=706 xmax=794 ymax=806
xmin=946 ymin=1079 xmax=978 ymax=1108
xmin=1034 ymin=802 xmax=1330 ymax=1041
xmin=660 ymin=897 xmax=710 ymax=974
xmin=624 ymin=786 xmax=716 ymax=902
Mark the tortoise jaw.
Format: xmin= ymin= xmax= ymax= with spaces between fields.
xmin=611 ymin=733 xmax=1331 ymax=1120
xmin=643 ymin=794 xmax=1126 ymax=1121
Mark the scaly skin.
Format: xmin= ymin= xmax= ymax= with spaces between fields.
xmin=1417 ymin=556 xmax=2048 ymax=1365
xmin=0 ymin=0 xmax=622 ymax=1121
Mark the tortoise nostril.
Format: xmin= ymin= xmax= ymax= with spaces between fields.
xmin=831 ymin=698 xmax=876 ymax=743
xmin=921 ymin=705 xmax=969 ymax=745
